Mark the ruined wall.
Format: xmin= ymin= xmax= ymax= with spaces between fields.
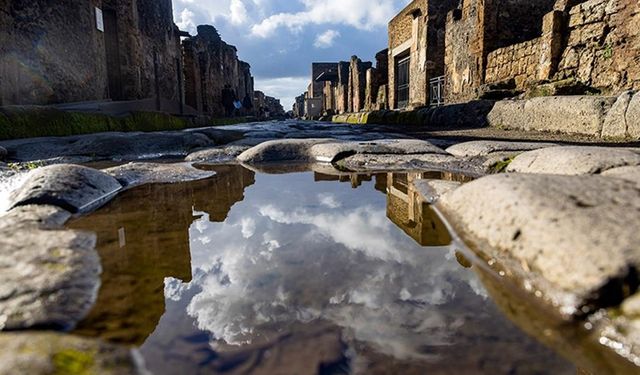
xmin=0 ymin=0 xmax=182 ymax=106
xmin=444 ymin=2 xmax=485 ymax=103
xmin=132 ymin=0 xmax=182 ymax=102
xmin=556 ymin=0 xmax=640 ymax=93
xmin=348 ymin=56 xmax=372 ymax=112
xmin=445 ymin=0 xmax=556 ymax=103
xmin=485 ymin=39 xmax=542 ymax=86
xmin=0 ymin=0 xmax=108 ymax=105
xmin=388 ymin=0 xmax=426 ymax=109
xmin=388 ymin=0 xmax=458 ymax=109
xmin=182 ymin=25 xmax=254 ymax=117
xmin=335 ymin=62 xmax=350 ymax=114
xmin=364 ymin=49 xmax=390 ymax=111
xmin=311 ymin=63 xmax=338 ymax=99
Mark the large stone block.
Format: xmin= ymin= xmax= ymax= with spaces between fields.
xmin=0 ymin=205 xmax=100 ymax=330
xmin=626 ymin=91 xmax=640 ymax=139
xmin=507 ymin=146 xmax=640 ymax=175
xmin=487 ymin=96 xmax=616 ymax=136
xmin=9 ymin=164 xmax=122 ymax=214
xmin=602 ymin=91 xmax=634 ymax=139
xmin=0 ymin=332 xmax=144 ymax=375
xmin=438 ymin=173 xmax=640 ymax=315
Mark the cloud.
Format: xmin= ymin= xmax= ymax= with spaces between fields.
xmin=250 ymin=0 xmax=399 ymax=38
xmin=314 ymin=29 xmax=340 ymax=48
xmin=254 ymin=76 xmax=309 ymax=111
xmin=230 ymin=0 xmax=249 ymax=25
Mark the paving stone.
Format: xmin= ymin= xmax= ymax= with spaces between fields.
xmin=507 ymin=146 xmax=640 ymax=175
xmin=413 ymin=179 xmax=462 ymax=203
xmin=9 ymin=164 xmax=122 ymax=214
xmin=185 ymin=145 xmax=250 ymax=163
xmin=310 ymin=139 xmax=447 ymax=163
xmin=0 ymin=205 xmax=100 ymax=330
xmin=446 ymin=140 xmax=558 ymax=158
xmin=601 ymin=165 xmax=640 ymax=185
xmin=237 ymin=139 xmax=335 ymax=164
xmin=104 ymin=162 xmax=215 ymax=188
xmin=0 ymin=332 xmax=145 ymax=375
xmin=438 ymin=173 xmax=640 ymax=316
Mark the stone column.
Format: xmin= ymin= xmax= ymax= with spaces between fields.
xmin=538 ymin=10 xmax=565 ymax=81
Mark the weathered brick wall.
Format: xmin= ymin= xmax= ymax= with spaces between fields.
xmin=445 ymin=0 xmax=556 ymax=103
xmin=485 ymin=39 xmax=542 ymax=86
xmin=348 ymin=56 xmax=371 ymax=112
xmin=182 ymin=25 xmax=254 ymax=117
xmin=134 ymin=0 xmax=182 ymax=102
xmin=557 ymin=0 xmax=640 ymax=93
xmin=388 ymin=0 xmax=427 ymax=109
xmin=0 ymin=0 xmax=108 ymax=105
xmin=0 ymin=0 xmax=182 ymax=106
xmin=445 ymin=1 xmax=485 ymax=103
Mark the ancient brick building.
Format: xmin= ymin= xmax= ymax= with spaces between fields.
xmin=0 ymin=0 xmax=182 ymax=107
xmin=182 ymin=25 xmax=255 ymax=117
xmin=348 ymin=56 xmax=372 ymax=113
xmin=365 ymin=49 xmax=390 ymax=111
xmin=387 ymin=0 xmax=459 ymax=110
xmin=443 ymin=0 xmax=639 ymax=103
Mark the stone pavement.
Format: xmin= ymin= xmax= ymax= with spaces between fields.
xmin=2 ymin=120 xmax=640 ymax=373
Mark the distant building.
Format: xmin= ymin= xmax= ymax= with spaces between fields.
xmin=0 ymin=0 xmax=285 ymax=119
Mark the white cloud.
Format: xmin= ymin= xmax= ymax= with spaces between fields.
xmin=250 ymin=0 xmax=398 ymax=38
xmin=240 ymin=217 xmax=256 ymax=238
xmin=314 ymin=29 xmax=340 ymax=48
xmin=230 ymin=0 xmax=249 ymax=25
xmin=254 ymin=76 xmax=309 ymax=111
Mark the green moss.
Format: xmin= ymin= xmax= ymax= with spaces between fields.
xmin=492 ymin=157 xmax=515 ymax=173
xmin=0 ymin=107 xmax=205 ymax=140
xmin=53 ymin=349 xmax=95 ymax=375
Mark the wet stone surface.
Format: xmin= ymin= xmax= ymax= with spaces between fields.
xmin=68 ymin=165 xmax=574 ymax=374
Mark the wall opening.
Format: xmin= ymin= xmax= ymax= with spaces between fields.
xmin=396 ymin=54 xmax=410 ymax=109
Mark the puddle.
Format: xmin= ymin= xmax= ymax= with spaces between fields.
xmin=69 ymin=165 xmax=575 ymax=374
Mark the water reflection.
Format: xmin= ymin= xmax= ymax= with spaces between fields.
xmin=70 ymin=165 xmax=255 ymax=344
xmin=71 ymin=166 xmax=573 ymax=374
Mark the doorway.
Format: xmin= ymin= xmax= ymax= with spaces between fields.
xmin=396 ymin=55 xmax=410 ymax=109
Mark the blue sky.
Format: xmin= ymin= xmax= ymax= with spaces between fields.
xmin=173 ymin=0 xmax=411 ymax=110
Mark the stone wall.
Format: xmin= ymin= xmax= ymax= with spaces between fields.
xmin=0 ymin=0 xmax=108 ymax=105
xmin=182 ymin=25 xmax=254 ymax=117
xmin=348 ymin=56 xmax=372 ymax=112
xmin=388 ymin=0 xmax=426 ymax=109
xmin=444 ymin=0 xmax=556 ymax=103
xmin=0 ymin=0 xmax=183 ymax=107
xmin=486 ymin=39 xmax=542 ymax=86
xmin=556 ymin=0 xmax=640 ymax=93
xmin=388 ymin=0 xmax=458 ymax=109
xmin=365 ymin=49 xmax=389 ymax=111
xmin=311 ymin=63 xmax=338 ymax=99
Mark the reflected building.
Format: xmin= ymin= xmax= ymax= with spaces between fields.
xmin=70 ymin=165 xmax=255 ymax=345
xmin=385 ymin=172 xmax=451 ymax=247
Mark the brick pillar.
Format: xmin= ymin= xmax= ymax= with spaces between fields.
xmin=538 ymin=10 xmax=565 ymax=81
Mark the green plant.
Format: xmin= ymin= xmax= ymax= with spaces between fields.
xmin=603 ymin=43 xmax=613 ymax=59
xmin=492 ymin=156 xmax=515 ymax=173
xmin=53 ymin=349 xmax=94 ymax=375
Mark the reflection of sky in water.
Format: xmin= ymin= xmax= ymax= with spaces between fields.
xmin=152 ymin=172 xmax=491 ymax=365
